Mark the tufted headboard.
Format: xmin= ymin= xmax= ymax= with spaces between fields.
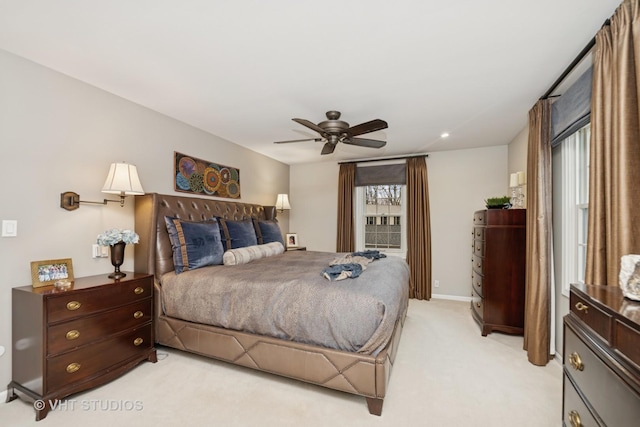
xmin=134 ymin=193 xmax=276 ymax=279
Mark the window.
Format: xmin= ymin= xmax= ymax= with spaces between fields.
xmin=355 ymin=184 xmax=406 ymax=253
xmin=559 ymin=123 xmax=590 ymax=295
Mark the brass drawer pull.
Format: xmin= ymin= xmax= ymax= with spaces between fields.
xmin=568 ymin=410 xmax=582 ymax=427
xmin=66 ymin=362 xmax=81 ymax=373
xmin=134 ymin=287 xmax=144 ymax=295
xmin=66 ymin=301 xmax=81 ymax=311
xmin=568 ymin=352 xmax=584 ymax=371
xmin=65 ymin=330 xmax=80 ymax=340
xmin=133 ymin=311 xmax=144 ymax=319
xmin=475 ymin=302 xmax=481 ymax=308
xmin=574 ymin=302 xmax=589 ymax=314
xmin=133 ymin=337 xmax=144 ymax=346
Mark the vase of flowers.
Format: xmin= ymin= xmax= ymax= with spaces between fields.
xmin=97 ymin=228 xmax=139 ymax=279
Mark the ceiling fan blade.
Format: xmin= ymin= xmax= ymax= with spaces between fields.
xmin=292 ymin=118 xmax=327 ymax=135
xmin=274 ymin=138 xmax=322 ymax=144
xmin=342 ymin=137 xmax=387 ymax=149
xmin=321 ymin=142 xmax=336 ymax=155
xmin=346 ymin=119 xmax=388 ymax=137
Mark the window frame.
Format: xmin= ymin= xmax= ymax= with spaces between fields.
xmin=354 ymin=184 xmax=407 ymax=256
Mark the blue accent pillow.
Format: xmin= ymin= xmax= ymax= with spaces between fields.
xmin=254 ymin=219 xmax=284 ymax=246
xmin=164 ymin=217 xmax=224 ymax=274
xmin=217 ymin=218 xmax=258 ymax=251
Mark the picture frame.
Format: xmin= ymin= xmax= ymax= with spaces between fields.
xmin=286 ymin=233 xmax=298 ymax=248
xmin=30 ymin=258 xmax=74 ymax=288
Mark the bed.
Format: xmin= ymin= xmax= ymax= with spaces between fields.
xmin=133 ymin=193 xmax=409 ymax=415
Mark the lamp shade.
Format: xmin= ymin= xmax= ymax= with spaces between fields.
xmin=275 ymin=194 xmax=291 ymax=211
xmin=102 ymin=162 xmax=145 ymax=195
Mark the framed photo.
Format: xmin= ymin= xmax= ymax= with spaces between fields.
xmin=286 ymin=233 xmax=298 ymax=248
xmin=30 ymin=258 xmax=74 ymax=288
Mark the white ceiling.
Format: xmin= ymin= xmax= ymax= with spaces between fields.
xmin=0 ymin=0 xmax=621 ymax=165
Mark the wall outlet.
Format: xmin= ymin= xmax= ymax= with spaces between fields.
xmin=434 ymin=280 xmax=440 ymax=288
xmin=92 ymin=244 xmax=109 ymax=258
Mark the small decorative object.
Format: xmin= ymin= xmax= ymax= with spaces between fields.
xmin=174 ymin=151 xmax=241 ymax=199
xmin=54 ymin=279 xmax=72 ymax=291
xmin=485 ymin=196 xmax=512 ymax=209
xmin=286 ymin=233 xmax=298 ymax=248
xmin=30 ymin=258 xmax=74 ymax=288
xmin=619 ymin=254 xmax=640 ymax=301
xmin=97 ymin=228 xmax=139 ymax=280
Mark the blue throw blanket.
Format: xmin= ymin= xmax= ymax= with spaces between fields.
xmin=321 ymin=263 xmax=363 ymax=281
xmin=352 ymin=250 xmax=387 ymax=260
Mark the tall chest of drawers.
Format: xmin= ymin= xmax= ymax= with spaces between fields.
xmin=470 ymin=209 xmax=526 ymax=336
xmin=563 ymin=284 xmax=640 ymax=427
xmin=7 ymin=272 xmax=157 ymax=421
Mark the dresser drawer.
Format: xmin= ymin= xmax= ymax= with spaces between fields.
xmin=563 ymin=374 xmax=600 ymax=427
xmin=570 ymin=292 xmax=612 ymax=343
xmin=471 ymin=254 xmax=483 ymax=275
xmin=473 ymin=227 xmax=484 ymax=241
xmin=473 ymin=211 xmax=486 ymax=225
xmin=46 ymin=323 xmax=152 ymax=393
xmin=473 ymin=239 xmax=484 ymax=257
xmin=564 ymin=326 xmax=640 ymax=426
xmin=46 ymin=279 xmax=152 ymax=324
xmin=471 ymin=271 xmax=483 ymax=297
xmin=471 ymin=289 xmax=483 ymax=321
xmin=47 ymin=298 xmax=152 ymax=356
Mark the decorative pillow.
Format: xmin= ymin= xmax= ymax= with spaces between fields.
xmin=253 ymin=219 xmax=285 ymax=246
xmin=217 ymin=218 xmax=258 ymax=251
xmin=223 ymin=242 xmax=285 ymax=266
xmin=164 ymin=216 xmax=224 ymax=274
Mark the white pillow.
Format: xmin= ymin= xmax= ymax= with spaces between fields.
xmin=223 ymin=242 xmax=285 ymax=266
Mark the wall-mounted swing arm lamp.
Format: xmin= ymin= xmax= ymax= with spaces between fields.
xmin=60 ymin=162 xmax=145 ymax=211
xmin=275 ymin=194 xmax=291 ymax=213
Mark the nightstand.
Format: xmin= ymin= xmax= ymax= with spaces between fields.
xmin=6 ymin=272 xmax=157 ymax=421
xmin=286 ymin=246 xmax=307 ymax=251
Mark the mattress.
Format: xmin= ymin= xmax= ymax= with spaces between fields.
xmin=159 ymin=250 xmax=409 ymax=355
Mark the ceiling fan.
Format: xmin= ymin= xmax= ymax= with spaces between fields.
xmin=274 ymin=110 xmax=388 ymax=155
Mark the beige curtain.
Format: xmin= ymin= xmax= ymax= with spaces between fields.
xmin=336 ymin=163 xmax=356 ymax=252
xmin=586 ymin=0 xmax=640 ymax=286
xmin=406 ymin=157 xmax=431 ymax=300
xmin=523 ymin=99 xmax=553 ymax=366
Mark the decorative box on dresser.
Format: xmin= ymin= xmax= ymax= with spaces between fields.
xmin=470 ymin=209 xmax=526 ymax=336
xmin=6 ymin=272 xmax=157 ymax=421
xmin=563 ymin=283 xmax=640 ymax=427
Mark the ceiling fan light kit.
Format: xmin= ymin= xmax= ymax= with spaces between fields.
xmin=274 ymin=111 xmax=388 ymax=155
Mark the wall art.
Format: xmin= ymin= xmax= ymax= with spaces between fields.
xmin=174 ymin=152 xmax=241 ymax=199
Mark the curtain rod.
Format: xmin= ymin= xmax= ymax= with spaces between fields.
xmin=338 ymin=153 xmax=429 ymax=165
xmin=540 ymin=18 xmax=610 ymax=100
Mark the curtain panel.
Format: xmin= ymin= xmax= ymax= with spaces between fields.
xmin=406 ymin=157 xmax=431 ymax=300
xmin=336 ymin=163 xmax=356 ymax=252
xmin=586 ymin=0 xmax=640 ymax=286
xmin=524 ymin=99 xmax=553 ymax=366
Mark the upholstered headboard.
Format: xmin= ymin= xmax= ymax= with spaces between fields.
xmin=134 ymin=193 xmax=276 ymax=279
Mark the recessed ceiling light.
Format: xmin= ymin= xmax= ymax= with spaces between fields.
xmin=440 ymin=132 xmax=450 ymax=138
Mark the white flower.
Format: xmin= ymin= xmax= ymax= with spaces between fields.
xmin=97 ymin=228 xmax=140 ymax=246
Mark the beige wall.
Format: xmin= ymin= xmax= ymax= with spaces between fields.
xmin=0 ymin=50 xmax=289 ymax=392
xmin=290 ymin=145 xmax=509 ymax=299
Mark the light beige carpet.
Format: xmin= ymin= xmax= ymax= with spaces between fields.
xmin=0 ymin=299 xmax=562 ymax=426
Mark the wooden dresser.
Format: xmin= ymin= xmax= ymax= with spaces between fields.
xmin=470 ymin=209 xmax=526 ymax=336
xmin=563 ymin=283 xmax=640 ymax=426
xmin=6 ymin=272 xmax=157 ymax=421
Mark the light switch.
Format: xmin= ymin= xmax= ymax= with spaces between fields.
xmin=2 ymin=220 xmax=17 ymax=237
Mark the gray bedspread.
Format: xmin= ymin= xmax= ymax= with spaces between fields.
xmin=160 ymin=250 xmax=409 ymax=355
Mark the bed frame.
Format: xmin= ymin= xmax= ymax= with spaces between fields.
xmin=133 ymin=193 xmax=407 ymax=415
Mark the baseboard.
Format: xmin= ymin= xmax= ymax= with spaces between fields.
xmin=431 ymin=293 xmax=472 ymax=302
xmin=0 ymin=389 xmax=7 ymax=405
